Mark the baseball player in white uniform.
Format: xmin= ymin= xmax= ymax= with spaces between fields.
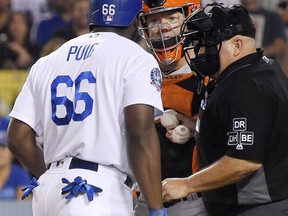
xmin=7 ymin=0 xmax=167 ymax=215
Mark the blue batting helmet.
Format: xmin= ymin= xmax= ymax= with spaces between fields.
xmin=88 ymin=0 xmax=142 ymax=28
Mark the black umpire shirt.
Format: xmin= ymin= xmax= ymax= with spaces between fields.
xmin=195 ymin=49 xmax=288 ymax=215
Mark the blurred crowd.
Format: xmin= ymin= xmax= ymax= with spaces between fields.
xmin=0 ymin=0 xmax=89 ymax=70
xmin=203 ymin=0 xmax=288 ymax=76
xmin=0 ymin=116 xmax=31 ymax=200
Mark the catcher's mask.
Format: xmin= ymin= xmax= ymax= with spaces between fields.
xmin=181 ymin=3 xmax=255 ymax=77
xmin=139 ymin=0 xmax=200 ymax=65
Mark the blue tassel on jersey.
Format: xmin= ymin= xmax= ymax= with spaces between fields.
xmin=61 ymin=176 xmax=103 ymax=201
xmin=149 ymin=208 xmax=167 ymax=216
xmin=21 ymin=177 xmax=39 ymax=200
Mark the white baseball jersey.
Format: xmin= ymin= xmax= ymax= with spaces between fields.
xmin=10 ymin=32 xmax=163 ymax=177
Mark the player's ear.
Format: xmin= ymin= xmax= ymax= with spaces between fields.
xmin=130 ymin=19 xmax=141 ymax=42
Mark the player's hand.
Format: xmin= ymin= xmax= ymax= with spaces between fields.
xmin=161 ymin=178 xmax=189 ymax=202
xmin=165 ymin=114 xmax=196 ymax=141
xmin=165 ymin=128 xmax=173 ymax=140
xmin=175 ymin=114 xmax=196 ymax=135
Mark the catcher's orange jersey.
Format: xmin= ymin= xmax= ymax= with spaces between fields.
xmin=157 ymin=71 xmax=207 ymax=178
xmin=162 ymin=72 xmax=200 ymax=117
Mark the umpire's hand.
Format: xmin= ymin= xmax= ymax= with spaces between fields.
xmin=161 ymin=178 xmax=189 ymax=202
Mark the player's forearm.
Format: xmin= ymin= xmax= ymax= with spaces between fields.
xmin=185 ymin=155 xmax=261 ymax=193
xmin=9 ymin=139 xmax=46 ymax=177
xmin=125 ymin=104 xmax=164 ymax=210
xmin=127 ymin=129 xmax=163 ymax=210
xmin=18 ymin=144 xmax=45 ymax=178
xmin=7 ymin=118 xmax=46 ymax=177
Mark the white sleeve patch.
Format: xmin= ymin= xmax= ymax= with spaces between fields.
xmin=227 ymin=118 xmax=254 ymax=150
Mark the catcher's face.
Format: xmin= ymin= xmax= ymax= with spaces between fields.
xmin=146 ymin=10 xmax=184 ymax=43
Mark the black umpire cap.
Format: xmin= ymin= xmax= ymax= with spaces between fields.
xmin=209 ymin=4 xmax=256 ymax=40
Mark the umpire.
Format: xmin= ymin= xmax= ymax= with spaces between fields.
xmin=162 ymin=3 xmax=288 ymax=216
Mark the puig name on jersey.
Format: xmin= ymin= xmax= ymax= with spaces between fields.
xmin=66 ymin=43 xmax=99 ymax=61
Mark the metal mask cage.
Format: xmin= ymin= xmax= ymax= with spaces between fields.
xmin=139 ymin=5 xmax=194 ymax=64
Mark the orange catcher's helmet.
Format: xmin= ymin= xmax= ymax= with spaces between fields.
xmin=139 ymin=0 xmax=200 ymax=65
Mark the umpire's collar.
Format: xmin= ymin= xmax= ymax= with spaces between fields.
xmin=216 ymin=48 xmax=264 ymax=84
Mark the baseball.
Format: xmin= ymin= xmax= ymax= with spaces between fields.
xmin=171 ymin=125 xmax=191 ymax=144
xmin=160 ymin=109 xmax=179 ymax=129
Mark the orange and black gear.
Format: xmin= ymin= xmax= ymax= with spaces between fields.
xmin=156 ymin=72 xmax=207 ymax=180
xmin=139 ymin=0 xmax=201 ymax=65
xmin=142 ymin=0 xmax=201 ymax=16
